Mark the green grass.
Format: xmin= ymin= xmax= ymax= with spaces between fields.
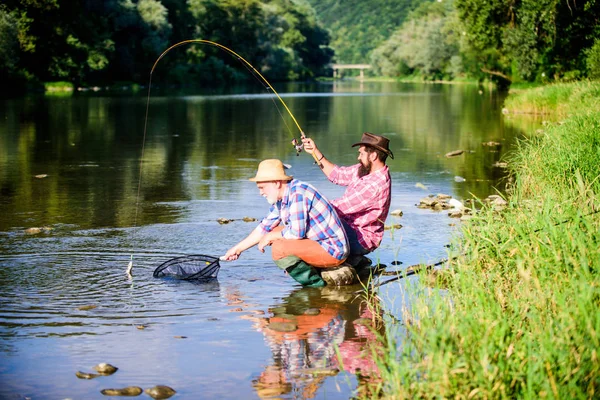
xmin=44 ymin=81 xmax=74 ymax=92
xmin=504 ymin=80 xmax=600 ymax=117
xmin=365 ymin=81 xmax=600 ymax=399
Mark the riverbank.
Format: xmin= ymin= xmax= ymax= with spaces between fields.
xmin=369 ymin=81 xmax=600 ymax=398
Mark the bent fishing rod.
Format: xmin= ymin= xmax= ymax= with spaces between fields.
xmin=365 ymin=205 xmax=600 ymax=292
xmin=127 ymin=39 xmax=323 ymax=274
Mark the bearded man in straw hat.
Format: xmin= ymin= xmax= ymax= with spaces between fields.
xmin=302 ymin=132 xmax=392 ymax=269
xmin=222 ymin=159 xmax=349 ymax=287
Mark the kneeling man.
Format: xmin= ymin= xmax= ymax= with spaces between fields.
xmin=223 ymin=159 xmax=348 ymax=287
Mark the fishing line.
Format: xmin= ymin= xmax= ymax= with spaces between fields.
xmin=127 ymin=39 xmax=323 ymax=274
xmin=236 ymin=58 xmax=296 ymax=141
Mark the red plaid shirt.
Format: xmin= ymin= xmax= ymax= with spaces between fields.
xmin=328 ymin=164 xmax=391 ymax=252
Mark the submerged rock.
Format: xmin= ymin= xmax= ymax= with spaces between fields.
xmin=77 ymin=305 xmax=97 ymax=311
xmin=445 ymin=149 xmax=464 ymax=158
xmin=101 ymin=386 xmax=143 ymax=396
xmin=217 ymin=218 xmax=233 ymax=224
xmin=267 ymin=321 xmax=298 ymax=332
xmin=242 ymin=216 xmax=257 ymax=222
xmin=144 ymin=385 xmax=177 ymax=400
xmin=482 ymin=141 xmax=501 ymax=146
xmin=76 ymin=371 xmax=101 ymax=379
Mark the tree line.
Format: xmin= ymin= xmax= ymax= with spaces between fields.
xmin=2 ymin=0 xmax=599 ymax=94
xmin=0 ymin=0 xmax=333 ymax=94
xmin=370 ymin=0 xmax=600 ymax=86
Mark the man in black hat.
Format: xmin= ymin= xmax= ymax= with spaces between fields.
xmin=302 ymin=133 xmax=393 ymax=268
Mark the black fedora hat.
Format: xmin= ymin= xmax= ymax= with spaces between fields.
xmin=352 ymin=132 xmax=394 ymax=159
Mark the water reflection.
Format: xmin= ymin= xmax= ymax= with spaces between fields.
xmin=0 ymin=82 xmax=538 ymax=399
xmin=242 ymin=286 xmax=385 ymax=398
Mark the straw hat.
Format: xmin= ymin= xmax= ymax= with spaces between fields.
xmin=352 ymin=132 xmax=394 ymax=159
xmin=249 ymin=159 xmax=293 ymax=182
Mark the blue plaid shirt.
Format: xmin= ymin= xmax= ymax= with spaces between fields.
xmin=258 ymin=179 xmax=349 ymax=260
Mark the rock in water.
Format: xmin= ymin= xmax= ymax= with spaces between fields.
xmin=75 ymin=371 xmax=101 ymax=379
xmin=144 ymin=385 xmax=177 ymax=399
xmin=100 ymin=386 xmax=143 ymax=396
xmin=320 ymin=265 xmax=357 ymax=286
xmin=93 ymin=363 xmax=118 ymax=375
xmin=445 ymin=149 xmax=464 ymax=157
xmin=267 ymin=321 xmax=298 ymax=332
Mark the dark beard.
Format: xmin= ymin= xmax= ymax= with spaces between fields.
xmin=358 ymin=160 xmax=371 ymax=177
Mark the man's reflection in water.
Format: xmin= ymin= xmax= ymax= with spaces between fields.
xmin=246 ymin=286 xmax=386 ymax=399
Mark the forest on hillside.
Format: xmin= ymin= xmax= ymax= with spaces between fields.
xmin=304 ymin=0 xmax=427 ymax=64
xmin=0 ymin=0 xmax=333 ymax=93
xmin=1 ymin=0 xmax=599 ymax=94
xmin=370 ymin=0 xmax=600 ymax=85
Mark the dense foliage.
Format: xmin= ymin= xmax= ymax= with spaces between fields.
xmin=0 ymin=0 xmax=333 ymax=93
xmin=371 ymin=0 xmax=600 ymax=84
xmin=304 ymin=0 xmax=427 ymax=64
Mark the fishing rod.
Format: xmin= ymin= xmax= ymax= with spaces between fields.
xmin=150 ymin=39 xmax=321 ymax=161
xmin=365 ymin=205 xmax=600 ymax=292
xmin=127 ymin=39 xmax=323 ymax=275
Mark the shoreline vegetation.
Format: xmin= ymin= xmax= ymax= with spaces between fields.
xmin=368 ymin=80 xmax=600 ymax=398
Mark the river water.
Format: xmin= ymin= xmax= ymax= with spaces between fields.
xmin=0 ymin=81 xmax=525 ymax=399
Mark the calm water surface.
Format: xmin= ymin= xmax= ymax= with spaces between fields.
xmin=0 ymin=81 xmax=528 ymax=399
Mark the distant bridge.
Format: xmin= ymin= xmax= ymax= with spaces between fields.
xmin=331 ymin=64 xmax=371 ymax=80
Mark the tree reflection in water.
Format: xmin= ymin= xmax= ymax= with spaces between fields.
xmin=243 ymin=286 xmax=386 ymax=398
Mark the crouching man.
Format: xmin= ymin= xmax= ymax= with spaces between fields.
xmin=222 ymin=159 xmax=349 ymax=287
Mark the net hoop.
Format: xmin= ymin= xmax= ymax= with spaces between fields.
xmin=153 ymin=255 xmax=220 ymax=281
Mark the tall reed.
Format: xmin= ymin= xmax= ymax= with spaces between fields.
xmin=368 ymin=81 xmax=600 ymax=399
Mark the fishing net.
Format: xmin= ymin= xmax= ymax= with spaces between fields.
xmin=153 ymin=255 xmax=220 ymax=281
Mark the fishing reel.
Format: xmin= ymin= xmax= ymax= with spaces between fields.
xmin=291 ymin=138 xmax=303 ymax=156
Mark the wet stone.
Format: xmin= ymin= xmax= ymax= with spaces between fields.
xmin=76 ymin=371 xmax=101 ymax=379
xmin=93 ymin=363 xmax=118 ymax=375
xmin=445 ymin=149 xmax=464 ymax=157
xmin=77 ymin=305 xmax=97 ymax=311
xmin=101 ymin=386 xmax=143 ymax=396
xmin=145 ymin=385 xmax=177 ymax=399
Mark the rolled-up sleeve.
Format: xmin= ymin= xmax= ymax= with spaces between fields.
xmin=329 ymin=164 xmax=359 ymax=186
xmin=258 ymin=205 xmax=281 ymax=234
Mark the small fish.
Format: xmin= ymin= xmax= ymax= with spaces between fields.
xmin=126 ymin=259 xmax=133 ymax=276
